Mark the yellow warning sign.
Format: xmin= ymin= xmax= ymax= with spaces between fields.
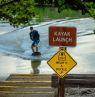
xmin=47 ymin=48 xmax=77 ymax=78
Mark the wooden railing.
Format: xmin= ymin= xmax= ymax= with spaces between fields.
xmin=51 ymin=74 xmax=95 ymax=88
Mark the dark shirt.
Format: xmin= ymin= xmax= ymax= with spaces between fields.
xmin=30 ymin=30 xmax=40 ymax=41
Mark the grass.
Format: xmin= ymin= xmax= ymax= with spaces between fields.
xmin=35 ymin=7 xmax=90 ymax=22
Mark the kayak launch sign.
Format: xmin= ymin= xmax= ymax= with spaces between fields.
xmin=49 ymin=26 xmax=76 ymax=47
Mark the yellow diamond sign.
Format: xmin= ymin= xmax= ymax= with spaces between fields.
xmin=47 ymin=48 xmax=77 ymax=78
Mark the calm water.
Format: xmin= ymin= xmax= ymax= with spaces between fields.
xmin=0 ymin=53 xmax=54 ymax=80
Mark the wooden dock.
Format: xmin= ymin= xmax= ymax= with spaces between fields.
xmin=0 ymin=74 xmax=95 ymax=97
xmin=0 ymin=74 xmax=55 ymax=97
xmin=52 ymin=74 xmax=95 ymax=88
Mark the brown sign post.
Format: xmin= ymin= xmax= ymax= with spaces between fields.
xmin=48 ymin=26 xmax=77 ymax=97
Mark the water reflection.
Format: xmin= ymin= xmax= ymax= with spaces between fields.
xmin=31 ymin=60 xmax=41 ymax=74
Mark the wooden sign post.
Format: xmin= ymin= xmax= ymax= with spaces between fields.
xmin=47 ymin=26 xmax=77 ymax=97
xmin=58 ymin=47 xmax=66 ymax=97
xmin=58 ymin=77 xmax=65 ymax=97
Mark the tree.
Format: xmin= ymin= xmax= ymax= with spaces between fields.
xmin=83 ymin=2 xmax=95 ymax=17
xmin=0 ymin=0 xmax=35 ymax=27
xmin=0 ymin=0 xmax=95 ymax=27
xmin=56 ymin=0 xmax=95 ymax=18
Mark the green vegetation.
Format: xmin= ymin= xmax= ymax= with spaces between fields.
xmin=0 ymin=0 xmax=35 ymax=27
xmin=35 ymin=7 xmax=90 ymax=21
xmin=84 ymin=2 xmax=95 ymax=18
xmin=0 ymin=0 xmax=95 ymax=27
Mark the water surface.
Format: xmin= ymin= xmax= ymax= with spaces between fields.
xmin=0 ymin=18 xmax=95 ymax=80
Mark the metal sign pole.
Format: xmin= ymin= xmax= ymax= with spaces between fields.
xmin=58 ymin=47 xmax=66 ymax=97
